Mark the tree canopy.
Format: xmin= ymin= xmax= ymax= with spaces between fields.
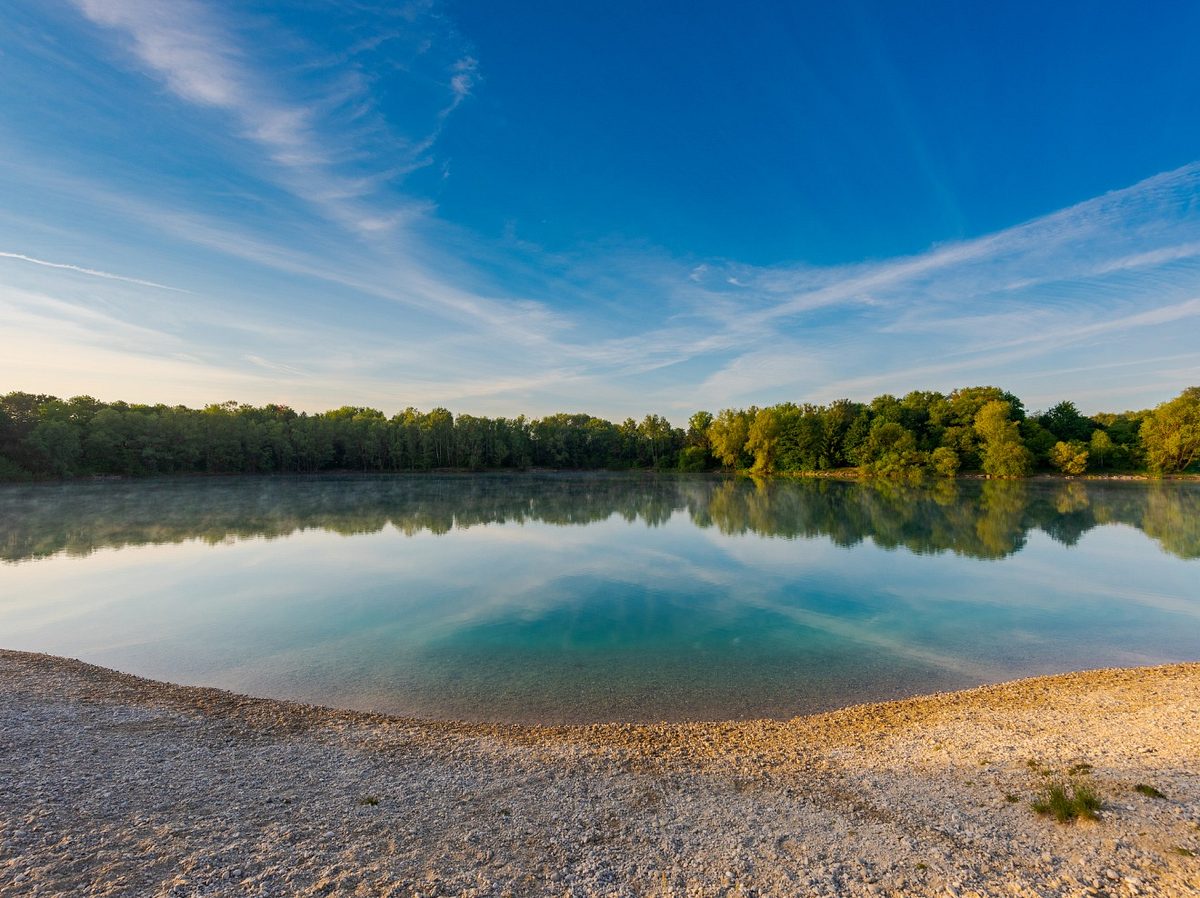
xmin=1 ymin=386 xmax=1197 ymax=481
xmin=1139 ymin=387 xmax=1200 ymax=474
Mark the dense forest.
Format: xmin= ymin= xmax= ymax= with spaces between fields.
xmin=1 ymin=385 xmax=1197 ymax=481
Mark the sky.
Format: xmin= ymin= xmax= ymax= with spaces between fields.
xmin=1 ymin=0 xmax=1199 ymax=422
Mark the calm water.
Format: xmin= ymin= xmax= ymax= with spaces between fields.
xmin=1 ymin=473 xmax=1197 ymax=723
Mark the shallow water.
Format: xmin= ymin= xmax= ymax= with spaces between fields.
xmin=1 ymin=473 xmax=1197 ymax=723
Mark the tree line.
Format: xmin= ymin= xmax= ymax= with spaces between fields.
xmin=690 ymin=385 xmax=1199 ymax=477
xmin=1 ymin=385 xmax=1197 ymax=481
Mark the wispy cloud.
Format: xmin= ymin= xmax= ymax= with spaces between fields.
xmin=53 ymin=2 xmax=579 ymax=353
xmin=70 ymin=0 xmax=459 ymax=237
xmin=1090 ymin=241 xmax=1200 ymax=275
xmin=0 ymin=286 xmax=183 ymax=349
xmin=446 ymin=56 xmax=478 ymax=113
xmin=0 ymin=250 xmax=187 ymax=292
xmin=244 ymin=354 xmax=305 ymax=377
xmin=592 ymin=162 xmax=1200 ymax=409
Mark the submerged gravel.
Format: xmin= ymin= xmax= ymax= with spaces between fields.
xmin=1 ymin=651 xmax=1198 ymax=897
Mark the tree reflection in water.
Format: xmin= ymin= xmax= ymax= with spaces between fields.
xmin=2 ymin=473 xmax=1197 ymax=563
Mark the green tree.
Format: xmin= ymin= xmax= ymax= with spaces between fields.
xmin=900 ymin=390 xmax=942 ymax=449
xmin=856 ymin=421 xmax=925 ymax=477
xmin=819 ymin=399 xmax=863 ymax=469
xmin=1050 ymin=441 xmax=1089 ymax=475
xmin=930 ymin=446 xmax=960 ymax=477
xmin=746 ymin=407 xmax=782 ymax=474
xmin=686 ymin=411 xmax=713 ymax=447
xmin=25 ymin=419 xmax=82 ymax=476
xmin=676 ymin=446 xmax=709 ymax=471
xmin=84 ymin=407 xmax=129 ymax=473
xmin=422 ymin=407 xmax=454 ymax=468
xmin=1139 ymin=387 xmax=1200 ymax=474
xmin=678 ymin=410 xmax=715 ymax=471
xmin=1089 ymin=429 xmax=1113 ymax=470
xmin=1018 ymin=419 xmax=1057 ymax=469
xmin=974 ymin=401 xmax=1032 ymax=478
xmin=1038 ymin=401 xmax=1094 ymax=442
xmin=637 ymin=414 xmax=674 ymax=468
xmin=707 ymin=409 xmax=751 ymax=470
xmin=774 ymin=404 xmax=823 ymax=471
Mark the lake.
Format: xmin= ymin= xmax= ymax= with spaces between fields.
xmin=1 ymin=473 xmax=1197 ymax=723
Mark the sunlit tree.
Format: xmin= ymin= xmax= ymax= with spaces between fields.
xmin=1139 ymin=387 xmax=1200 ymax=474
xmin=1050 ymin=441 xmax=1089 ymax=475
xmin=974 ymin=401 xmax=1032 ymax=478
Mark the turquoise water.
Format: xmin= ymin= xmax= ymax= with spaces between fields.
xmin=1 ymin=474 xmax=1197 ymax=723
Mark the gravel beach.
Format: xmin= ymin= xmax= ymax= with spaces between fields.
xmin=1 ymin=650 xmax=1197 ymax=897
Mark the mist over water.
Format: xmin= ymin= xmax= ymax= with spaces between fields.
xmin=1 ymin=473 xmax=1197 ymax=723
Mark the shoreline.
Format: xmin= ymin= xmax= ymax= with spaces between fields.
xmin=2 ymin=651 xmax=1198 ymax=896
xmin=2 ymin=468 xmax=1198 ymax=486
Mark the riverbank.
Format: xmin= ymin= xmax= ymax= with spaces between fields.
xmin=1 ymin=652 xmax=1197 ymax=897
xmin=764 ymin=468 xmax=1200 ymax=482
xmin=3 ymin=467 xmax=1199 ymax=486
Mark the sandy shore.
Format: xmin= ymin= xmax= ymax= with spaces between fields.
xmin=1 ymin=652 xmax=1197 ymax=897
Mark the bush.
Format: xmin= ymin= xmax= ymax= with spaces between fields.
xmin=0 ymin=454 xmax=32 ymax=482
xmin=930 ymin=446 xmax=960 ymax=477
xmin=1033 ymin=781 xmax=1101 ymax=823
xmin=676 ymin=445 xmax=712 ymax=472
xmin=1050 ymin=441 xmax=1089 ymax=475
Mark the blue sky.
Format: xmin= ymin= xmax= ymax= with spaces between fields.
xmin=1 ymin=0 xmax=1199 ymax=422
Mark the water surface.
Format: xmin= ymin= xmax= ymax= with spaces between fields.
xmin=1 ymin=474 xmax=1197 ymax=723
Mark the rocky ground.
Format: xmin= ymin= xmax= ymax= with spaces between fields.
xmin=1 ymin=650 xmax=1197 ymax=897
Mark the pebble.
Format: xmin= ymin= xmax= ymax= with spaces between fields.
xmin=1 ymin=650 xmax=1197 ymax=897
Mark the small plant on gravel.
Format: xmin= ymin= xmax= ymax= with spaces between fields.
xmin=1033 ymin=781 xmax=1102 ymax=823
xmin=1005 ymin=793 xmax=1020 ymax=803
xmin=1068 ymin=762 xmax=1093 ymax=775
xmin=1134 ymin=783 xmax=1166 ymax=799
xmin=358 ymin=795 xmax=380 ymax=806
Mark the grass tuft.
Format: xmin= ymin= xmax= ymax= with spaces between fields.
xmin=1033 ymin=781 xmax=1102 ymax=823
xmin=358 ymin=795 xmax=380 ymax=806
xmin=1134 ymin=783 xmax=1166 ymax=799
